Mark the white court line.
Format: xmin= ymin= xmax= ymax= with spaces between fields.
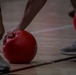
xmin=31 ymin=25 xmax=73 ymax=34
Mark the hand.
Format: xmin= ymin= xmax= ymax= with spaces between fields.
xmin=3 ymin=28 xmax=19 ymax=45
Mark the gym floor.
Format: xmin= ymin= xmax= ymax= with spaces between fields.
xmin=0 ymin=0 xmax=76 ymax=74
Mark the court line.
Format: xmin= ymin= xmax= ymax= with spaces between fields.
xmin=6 ymin=56 xmax=76 ymax=74
xmin=10 ymin=56 xmax=76 ymax=72
xmin=31 ymin=25 xmax=73 ymax=34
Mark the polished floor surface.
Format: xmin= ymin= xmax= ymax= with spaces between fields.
xmin=0 ymin=0 xmax=76 ymax=75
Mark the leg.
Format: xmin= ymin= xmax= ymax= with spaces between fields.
xmin=68 ymin=0 xmax=76 ymax=18
xmin=0 ymin=4 xmax=10 ymax=74
xmin=0 ymin=5 xmax=5 ymax=40
xmin=61 ymin=41 xmax=76 ymax=55
xmin=61 ymin=0 xmax=76 ymax=55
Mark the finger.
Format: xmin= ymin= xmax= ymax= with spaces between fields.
xmin=3 ymin=35 xmax=8 ymax=45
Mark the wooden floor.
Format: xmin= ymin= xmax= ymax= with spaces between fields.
xmin=0 ymin=0 xmax=76 ymax=75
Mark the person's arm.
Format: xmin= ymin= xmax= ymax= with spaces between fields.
xmin=3 ymin=0 xmax=47 ymax=43
xmin=16 ymin=0 xmax=47 ymax=30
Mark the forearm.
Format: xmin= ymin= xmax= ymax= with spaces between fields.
xmin=17 ymin=0 xmax=47 ymax=30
